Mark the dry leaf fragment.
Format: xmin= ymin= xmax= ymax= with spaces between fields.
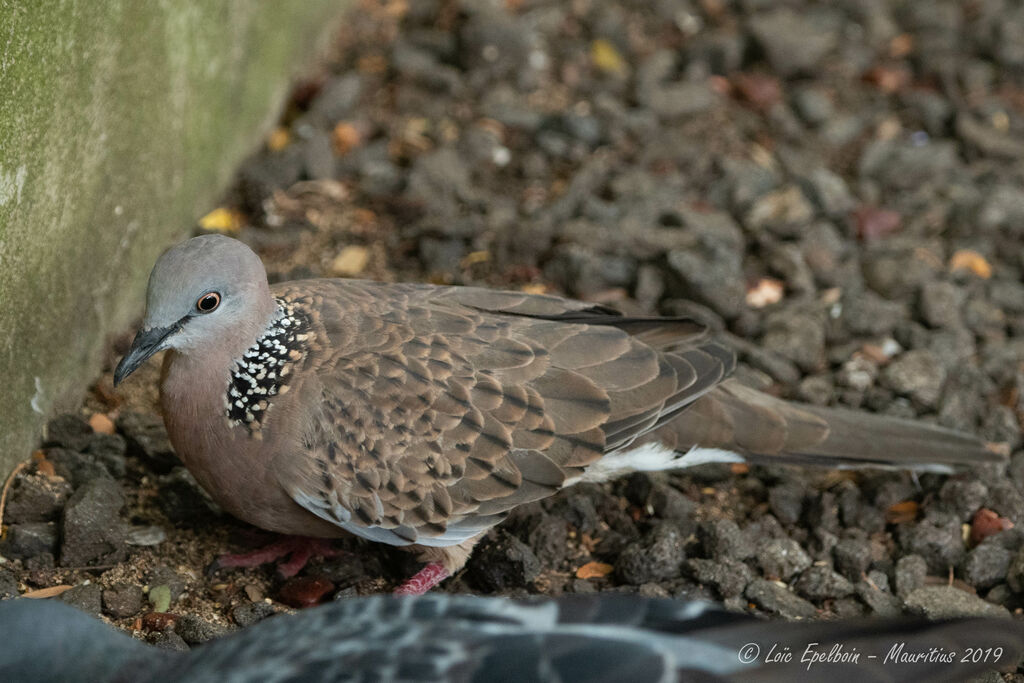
xmin=267 ymin=127 xmax=291 ymax=152
xmin=330 ymin=246 xmax=370 ymax=277
xmin=89 ymin=413 xmax=115 ymax=435
xmin=591 ymin=39 xmax=628 ymax=76
xmin=970 ymin=508 xmax=1013 ymax=545
xmin=23 ymin=585 xmax=73 ymax=599
xmin=949 ymin=249 xmax=992 ymax=279
xmin=331 ymin=122 xmax=363 ymax=156
xmin=885 ymin=500 xmax=919 ymax=524
xmin=198 ymin=207 xmax=244 ymax=235
xmin=575 ymin=562 xmax=614 ymax=579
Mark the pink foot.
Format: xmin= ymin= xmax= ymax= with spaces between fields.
xmin=393 ymin=563 xmax=450 ymax=595
xmin=212 ymin=536 xmax=344 ymax=578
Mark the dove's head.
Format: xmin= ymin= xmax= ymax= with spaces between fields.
xmin=114 ymin=234 xmax=275 ymax=384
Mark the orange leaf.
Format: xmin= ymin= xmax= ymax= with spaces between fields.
xmin=885 ymin=500 xmax=919 ymax=524
xmin=970 ymin=508 xmax=1013 ymax=545
xmin=575 ymin=562 xmax=614 ymax=579
xmin=23 ymin=585 xmax=72 ymax=599
xmin=89 ymin=413 xmax=115 ymax=435
xmin=949 ymin=249 xmax=992 ymax=279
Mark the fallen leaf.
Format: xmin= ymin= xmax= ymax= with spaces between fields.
xmin=267 ymin=127 xmax=291 ymax=152
xmin=970 ymin=508 xmax=1013 ymax=545
xmin=460 ymin=251 xmax=491 ymax=268
xmin=330 ymin=246 xmax=370 ymax=277
xmin=575 ymin=562 xmax=614 ymax=579
xmin=853 ymin=206 xmax=901 ymax=240
xmin=745 ymin=278 xmax=784 ymax=308
xmin=949 ymin=249 xmax=992 ymax=279
xmin=591 ymin=39 xmax=628 ymax=76
xmin=198 ymin=207 xmax=244 ymax=235
xmin=22 ymin=585 xmax=73 ymax=599
xmin=89 ymin=413 xmax=115 ymax=435
xmin=331 ymin=122 xmax=363 ymax=155
xmin=885 ymin=500 xmax=919 ymax=524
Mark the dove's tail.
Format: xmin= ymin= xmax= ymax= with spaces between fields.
xmin=635 ymin=379 xmax=1004 ymax=473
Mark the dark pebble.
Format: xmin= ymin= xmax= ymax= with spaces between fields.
xmin=117 ymin=411 xmax=180 ymax=473
xmin=44 ymin=448 xmax=115 ymax=488
xmin=59 ymin=583 xmax=103 ymax=616
xmin=855 ymin=580 xmax=902 ymax=617
xmin=745 ymin=578 xmax=817 ymax=619
xmin=964 ymin=543 xmax=1012 ymax=590
xmin=756 ymin=537 xmax=812 ymax=580
xmin=148 ymin=630 xmax=190 ymax=652
xmin=156 ymin=468 xmax=222 ymax=526
xmin=794 ymin=565 xmax=855 ymax=601
xmin=895 ymin=555 xmax=928 ymax=598
xmin=60 ymin=477 xmax=127 ymax=567
xmin=616 ymin=522 xmax=687 ymax=585
xmin=904 ymin=586 xmax=1009 ymax=619
xmin=174 ymin=614 xmax=229 ymax=644
xmin=833 ymin=537 xmax=872 ymax=581
xmin=43 ymin=414 xmax=93 ymax=451
xmin=102 ymin=583 xmax=145 ymax=618
xmin=898 ymin=517 xmax=965 ymax=573
xmin=699 ymin=519 xmax=752 ymax=561
xmin=1 ymin=522 xmax=58 ymax=560
xmin=768 ymin=483 xmax=805 ymax=526
xmin=685 ymin=559 xmax=752 ymax=599
xmin=466 ymin=531 xmax=541 ymax=592
xmin=4 ymin=474 xmax=73 ymax=524
xmin=527 ymin=517 xmax=570 ymax=568
xmin=0 ymin=568 xmax=19 ymax=599
xmin=232 ymin=601 xmax=279 ymax=627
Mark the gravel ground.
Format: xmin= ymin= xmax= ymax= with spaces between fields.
xmin=4 ymin=0 xmax=1024 ymax=670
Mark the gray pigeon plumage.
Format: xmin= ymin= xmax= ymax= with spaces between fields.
xmin=0 ymin=594 xmax=1021 ymax=683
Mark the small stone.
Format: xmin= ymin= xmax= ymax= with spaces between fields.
xmin=467 ymin=531 xmax=542 ymax=591
xmin=616 ymin=522 xmax=687 ymax=585
xmin=278 ymin=576 xmax=335 ymax=608
xmin=233 ymin=601 xmax=279 ymax=627
xmin=686 ymin=558 xmax=753 ymax=599
xmin=44 ymin=448 xmax=113 ymax=488
xmin=895 ymin=555 xmax=927 ymax=598
xmin=768 ymin=482 xmax=806 ymax=525
xmin=0 ymin=522 xmax=58 ymax=560
xmin=919 ymin=282 xmax=965 ymax=329
xmin=856 ymin=580 xmax=902 ymax=617
xmin=59 ymin=583 xmax=103 ymax=616
xmin=749 ymin=8 xmax=838 ymax=77
xmin=174 ymin=614 xmax=228 ymax=644
xmin=699 ymin=519 xmax=752 ymax=561
xmin=905 ymin=585 xmax=1009 ymax=619
xmin=882 ymin=350 xmax=947 ymax=408
xmin=756 ymin=537 xmax=812 ymax=580
xmin=4 ymin=474 xmax=73 ymax=524
xmin=795 ymin=565 xmax=855 ymax=601
xmin=102 ymin=583 xmax=145 ymax=618
xmin=761 ymin=309 xmax=825 ymax=373
xmin=898 ymin=517 xmax=965 ymax=573
xmin=43 ymin=414 xmax=93 ymax=451
xmin=0 ymin=568 xmax=19 ymax=599
xmin=148 ymin=630 xmax=190 ymax=652
xmin=833 ymin=537 xmax=873 ymax=581
xmin=157 ymin=468 xmax=222 ymax=526
xmin=60 ymin=477 xmax=127 ymax=567
xmin=745 ymin=578 xmax=817 ymax=619
xmin=118 ymin=411 xmax=180 ymax=473
xmin=964 ymin=544 xmax=1012 ymax=590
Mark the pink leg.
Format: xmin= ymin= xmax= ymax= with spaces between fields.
xmin=213 ymin=536 xmax=344 ymax=578
xmin=393 ymin=563 xmax=450 ymax=595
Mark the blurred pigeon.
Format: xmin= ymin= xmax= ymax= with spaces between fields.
xmin=1 ymin=594 xmax=1021 ymax=682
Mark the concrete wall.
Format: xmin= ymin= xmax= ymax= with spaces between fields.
xmin=0 ymin=1 xmax=347 ymax=474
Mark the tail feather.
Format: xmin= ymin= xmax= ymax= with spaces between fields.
xmin=649 ymin=380 xmax=1004 ymax=471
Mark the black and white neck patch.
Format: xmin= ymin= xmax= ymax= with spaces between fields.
xmin=226 ymin=298 xmax=311 ymax=435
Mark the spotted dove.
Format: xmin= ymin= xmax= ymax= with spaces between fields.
xmin=3 ymin=594 xmax=1023 ymax=682
xmin=114 ymin=235 xmax=1002 ymax=592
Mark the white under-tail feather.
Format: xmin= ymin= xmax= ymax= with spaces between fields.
xmin=568 ymin=442 xmax=746 ymax=486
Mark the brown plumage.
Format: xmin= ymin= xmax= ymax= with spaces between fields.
xmin=114 ymin=236 xmax=1003 ymax=591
